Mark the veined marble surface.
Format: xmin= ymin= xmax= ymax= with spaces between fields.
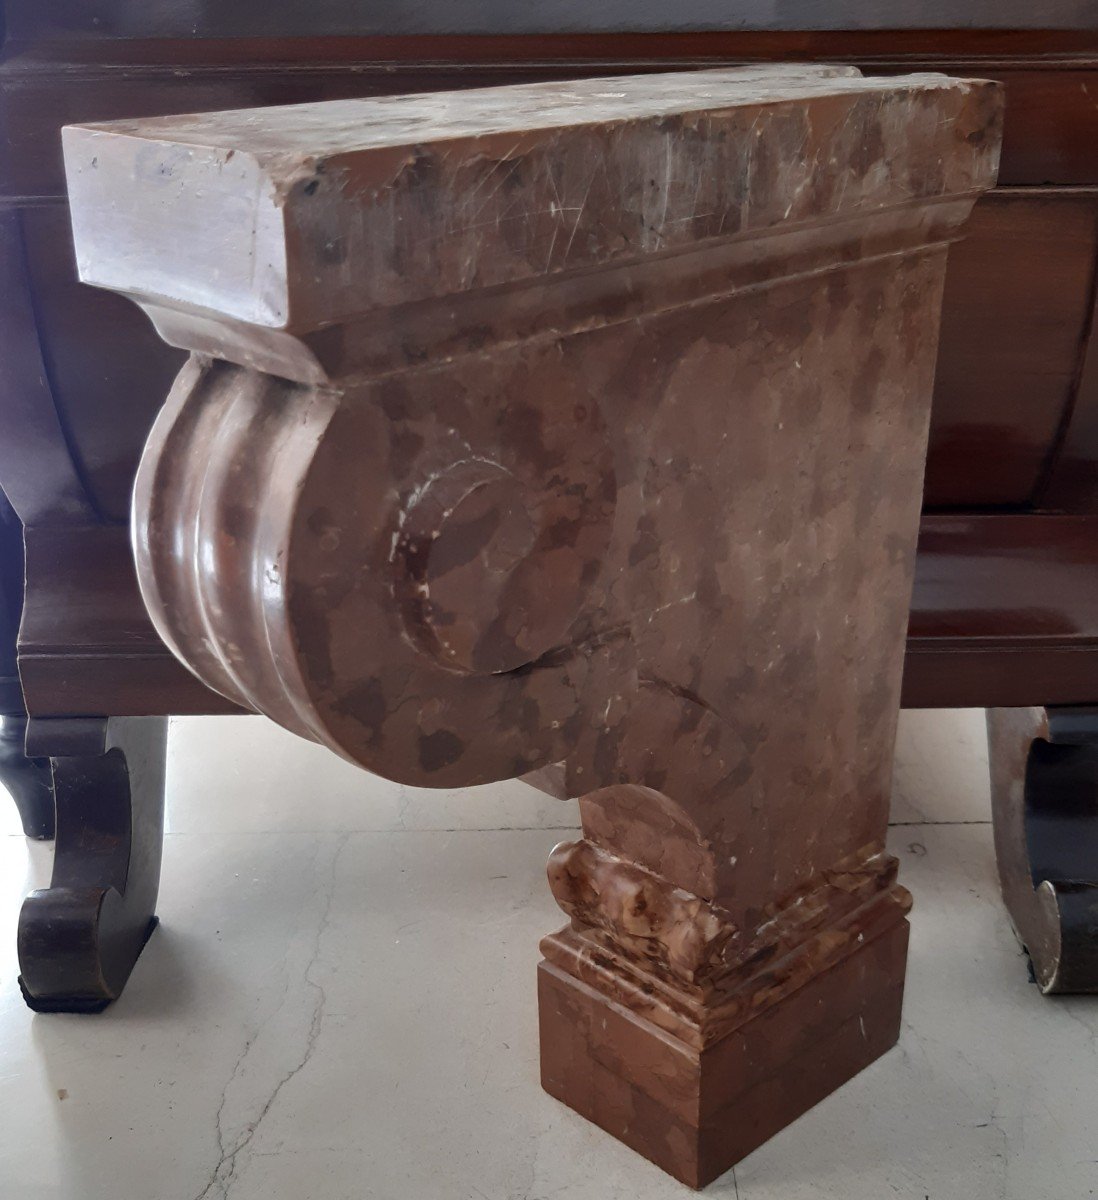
xmin=1 ymin=709 xmax=1095 ymax=1200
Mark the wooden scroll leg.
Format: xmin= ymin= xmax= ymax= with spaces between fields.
xmin=17 ymin=716 xmax=168 ymax=1013
xmin=0 ymin=716 xmax=54 ymax=840
xmin=987 ymin=706 xmax=1098 ymax=993
xmin=0 ymin=494 xmax=51 ymax=839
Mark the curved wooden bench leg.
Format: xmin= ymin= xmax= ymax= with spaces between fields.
xmin=17 ymin=715 xmax=168 ymax=1012
xmin=0 ymin=716 xmax=54 ymax=839
xmin=987 ymin=707 xmax=1098 ymax=993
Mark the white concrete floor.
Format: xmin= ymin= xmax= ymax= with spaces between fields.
xmin=0 ymin=709 xmax=1095 ymax=1200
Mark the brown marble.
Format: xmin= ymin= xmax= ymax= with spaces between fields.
xmin=539 ymin=917 xmax=909 ymax=1188
xmin=62 ymin=67 xmax=1002 ymax=1186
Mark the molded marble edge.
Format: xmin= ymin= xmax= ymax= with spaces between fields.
xmin=62 ymin=66 xmax=1001 ymax=339
xmin=541 ymin=876 xmax=911 ymax=1050
xmin=115 ymin=196 xmax=979 ymax=386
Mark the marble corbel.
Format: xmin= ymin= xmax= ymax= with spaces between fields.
xmin=62 ymin=66 xmax=1001 ymax=1186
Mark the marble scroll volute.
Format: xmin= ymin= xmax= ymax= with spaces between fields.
xmin=64 ymin=67 xmax=1002 ymax=1185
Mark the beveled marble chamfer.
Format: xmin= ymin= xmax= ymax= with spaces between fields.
xmin=62 ymin=67 xmax=1002 ymax=1186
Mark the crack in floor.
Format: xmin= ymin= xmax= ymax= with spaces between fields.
xmin=191 ymin=833 xmax=348 ymax=1200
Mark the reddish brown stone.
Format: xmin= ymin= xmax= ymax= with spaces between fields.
xmin=62 ymin=66 xmax=1002 ymax=1185
xmin=539 ymin=918 xmax=909 ymax=1188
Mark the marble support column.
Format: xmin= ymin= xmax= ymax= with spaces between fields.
xmin=62 ymin=66 xmax=1001 ymax=1185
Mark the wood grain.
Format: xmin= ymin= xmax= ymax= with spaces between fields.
xmin=927 ymin=191 xmax=1098 ymax=507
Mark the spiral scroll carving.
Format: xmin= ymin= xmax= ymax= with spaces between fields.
xmin=132 ymin=351 xmax=616 ymax=787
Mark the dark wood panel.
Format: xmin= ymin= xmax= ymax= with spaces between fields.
xmin=5 ymin=31 xmax=1098 ymax=69
xmin=870 ymin=67 xmax=1098 ymax=186
xmin=5 ymin=55 xmax=1098 ymax=199
xmin=18 ymin=524 xmax=243 ymax=716
xmin=0 ymin=489 xmax=26 ymax=713
xmin=924 ymin=191 xmax=1098 ymax=508
xmin=904 ymin=643 xmax=1098 ymax=708
xmin=903 ymin=514 xmax=1098 ymax=707
xmin=993 ymin=69 xmax=1098 ymax=186
xmin=7 ymin=3 xmax=1098 ymax=38
xmin=0 ymin=211 xmax=95 ymax=523
xmin=1039 ymin=241 xmax=1098 ymax=513
xmin=910 ymin=515 xmax=1098 ymax=641
xmin=19 ymin=207 xmax=187 ymax=522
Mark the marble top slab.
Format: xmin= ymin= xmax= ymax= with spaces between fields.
xmin=62 ymin=66 xmax=1000 ymax=332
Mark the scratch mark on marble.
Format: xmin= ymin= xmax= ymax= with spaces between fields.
xmin=562 ymin=169 xmax=597 ymax=266
xmin=544 ymin=221 xmax=559 ymax=272
xmin=467 ymin=155 xmax=523 ymax=222
xmin=642 ymin=591 xmax=697 ymax=624
xmin=544 ymin=160 xmax=565 ymax=218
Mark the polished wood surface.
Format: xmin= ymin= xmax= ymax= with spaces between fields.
xmin=987 ymin=706 xmax=1098 ymax=993
xmin=1040 ymin=256 xmax=1098 ymax=514
xmin=17 ymin=716 xmax=167 ymax=1011
xmin=9 ymin=1 xmax=1098 ymax=36
xmin=0 ymin=493 xmax=53 ymax=839
xmin=906 ymin=516 xmax=1098 ymax=707
xmin=925 ymin=192 xmax=1098 ymax=508
xmin=0 ymin=491 xmax=25 ymax=715
xmin=0 ymin=716 xmax=52 ymax=839
xmin=18 ymin=525 xmax=240 ymax=717
xmin=0 ymin=212 xmax=94 ymax=525
xmin=17 ymin=209 xmax=186 ymax=522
